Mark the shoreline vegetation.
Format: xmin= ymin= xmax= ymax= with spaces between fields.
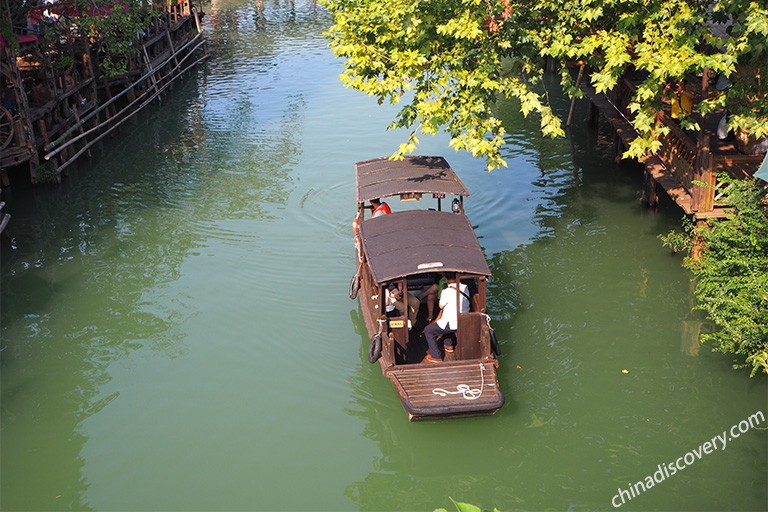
xmin=661 ymin=176 xmax=768 ymax=376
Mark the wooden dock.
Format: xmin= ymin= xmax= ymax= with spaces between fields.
xmin=1 ymin=0 xmax=209 ymax=187
xmin=578 ymin=75 xmax=763 ymax=221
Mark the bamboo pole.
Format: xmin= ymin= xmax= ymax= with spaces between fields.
xmin=193 ymin=7 xmax=202 ymax=33
xmin=566 ymin=63 xmax=585 ymax=127
xmin=45 ymin=30 xmax=205 ymax=152
xmin=47 ymin=38 xmax=208 ymax=162
xmin=166 ymin=30 xmax=180 ymax=72
xmin=51 ymin=50 xmax=209 ymax=172
xmin=0 ymin=212 xmax=10 ymax=236
xmin=142 ymin=45 xmax=160 ymax=94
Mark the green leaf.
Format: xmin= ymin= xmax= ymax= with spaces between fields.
xmin=450 ymin=498 xmax=483 ymax=512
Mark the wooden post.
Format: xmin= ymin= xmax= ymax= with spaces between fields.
xmin=166 ymin=30 xmax=180 ymax=77
xmin=642 ymin=169 xmax=658 ymax=208
xmin=566 ymin=63 xmax=585 ymax=128
xmin=72 ymin=109 xmax=91 ymax=158
xmin=612 ymin=132 xmax=622 ymax=164
xmin=691 ymin=219 xmax=708 ymax=260
xmin=102 ymin=85 xmax=117 ymax=131
xmin=691 ymin=132 xmax=714 ymax=212
xmin=35 ymin=118 xmax=55 ymax=183
xmin=587 ymin=100 xmax=598 ymax=127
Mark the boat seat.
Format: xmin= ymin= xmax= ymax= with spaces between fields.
xmin=457 ymin=312 xmax=484 ymax=359
xmin=406 ymin=275 xmax=437 ymax=291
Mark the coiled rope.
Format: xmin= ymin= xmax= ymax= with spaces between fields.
xmin=432 ymin=363 xmax=485 ymax=400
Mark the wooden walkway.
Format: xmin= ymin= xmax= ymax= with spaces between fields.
xmin=579 ymin=80 xmax=696 ymax=215
xmin=1 ymin=1 xmax=208 ymax=185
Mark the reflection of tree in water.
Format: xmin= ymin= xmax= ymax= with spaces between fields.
xmin=207 ymin=0 xmax=325 ymax=55
xmin=0 ymin=4 xmax=310 ymax=502
xmin=0 ymin=82 xmax=205 ymax=508
xmin=253 ymin=0 xmax=318 ymax=27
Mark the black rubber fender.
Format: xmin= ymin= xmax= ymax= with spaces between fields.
xmin=490 ymin=327 xmax=501 ymax=356
xmin=368 ymin=333 xmax=382 ymax=363
xmin=349 ymin=273 xmax=360 ymax=299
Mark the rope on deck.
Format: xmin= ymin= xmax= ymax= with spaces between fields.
xmin=432 ymin=363 xmax=485 ymax=400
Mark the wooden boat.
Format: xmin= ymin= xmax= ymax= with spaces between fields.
xmin=350 ymin=155 xmax=504 ymax=420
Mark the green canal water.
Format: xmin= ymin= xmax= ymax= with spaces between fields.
xmin=1 ymin=1 xmax=766 ymax=510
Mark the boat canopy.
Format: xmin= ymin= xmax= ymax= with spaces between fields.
xmin=358 ymin=210 xmax=491 ymax=283
xmin=355 ymin=156 xmax=471 ymax=204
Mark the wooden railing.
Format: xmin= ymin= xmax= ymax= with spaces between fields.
xmin=712 ymin=154 xmax=762 ymax=179
xmin=656 ymin=114 xmax=697 ymax=190
xmin=618 ymin=77 xmax=636 ymax=120
xmin=711 ymin=154 xmax=764 ymax=207
xmin=167 ymin=0 xmax=192 ymax=24
xmin=655 ymin=113 xmax=764 ymax=212
xmin=577 ymin=71 xmax=763 ymax=216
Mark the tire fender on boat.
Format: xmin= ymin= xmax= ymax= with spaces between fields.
xmin=368 ymin=333 xmax=382 ymax=363
xmin=349 ymin=273 xmax=360 ymax=299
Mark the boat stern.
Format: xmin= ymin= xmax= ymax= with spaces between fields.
xmin=386 ymin=360 xmax=504 ymax=420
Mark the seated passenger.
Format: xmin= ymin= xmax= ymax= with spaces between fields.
xmin=385 ymin=281 xmax=419 ymax=329
xmin=415 ymin=274 xmax=448 ymax=322
xmin=422 ymin=273 xmax=470 ymax=363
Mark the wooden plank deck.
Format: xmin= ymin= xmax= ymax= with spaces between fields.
xmin=643 ymin=155 xmax=693 ymax=213
xmin=387 ymin=360 xmax=503 ymax=419
xmin=580 ymin=80 xmax=695 ymax=215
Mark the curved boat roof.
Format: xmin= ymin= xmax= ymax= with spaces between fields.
xmin=355 ymin=156 xmax=471 ymax=203
xmin=358 ymin=210 xmax=491 ymax=283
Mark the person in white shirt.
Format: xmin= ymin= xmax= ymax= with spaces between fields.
xmin=422 ymin=273 xmax=469 ymax=362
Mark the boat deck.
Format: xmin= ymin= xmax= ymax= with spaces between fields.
xmin=386 ymin=360 xmax=503 ymax=420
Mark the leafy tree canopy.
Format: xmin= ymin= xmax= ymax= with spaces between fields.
xmin=322 ymin=0 xmax=768 ymax=169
